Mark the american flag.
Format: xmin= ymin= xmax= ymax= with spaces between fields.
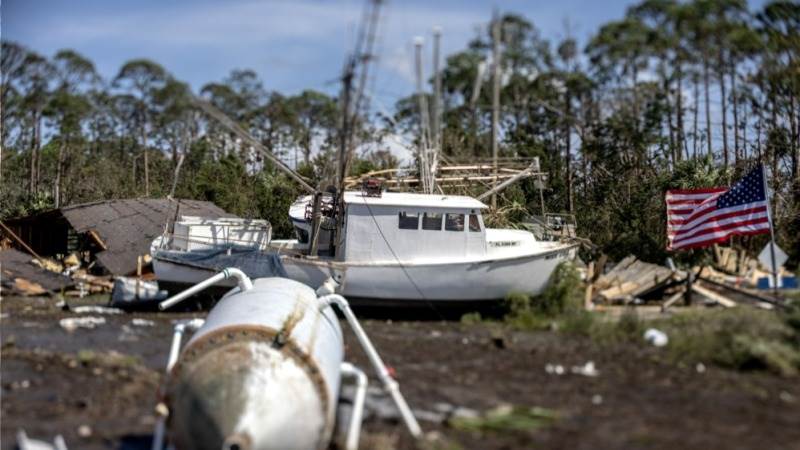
xmin=666 ymin=165 xmax=771 ymax=250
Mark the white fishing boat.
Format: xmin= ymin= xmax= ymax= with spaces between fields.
xmin=152 ymin=189 xmax=578 ymax=303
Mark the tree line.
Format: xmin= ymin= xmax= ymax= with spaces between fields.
xmin=1 ymin=0 xmax=798 ymax=266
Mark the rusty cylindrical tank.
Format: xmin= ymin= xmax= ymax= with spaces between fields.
xmin=164 ymin=277 xmax=344 ymax=450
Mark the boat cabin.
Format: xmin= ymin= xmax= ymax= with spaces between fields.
xmin=339 ymin=192 xmax=487 ymax=263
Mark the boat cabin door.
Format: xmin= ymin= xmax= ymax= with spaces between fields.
xmin=465 ymin=211 xmax=485 ymax=258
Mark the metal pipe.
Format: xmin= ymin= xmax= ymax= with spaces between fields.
xmin=153 ymin=318 xmax=206 ymax=450
xmin=166 ymin=318 xmax=206 ymax=371
xmin=340 ymin=362 xmax=368 ymax=450
xmin=158 ymin=268 xmax=253 ymax=310
xmin=319 ymin=294 xmax=422 ymax=438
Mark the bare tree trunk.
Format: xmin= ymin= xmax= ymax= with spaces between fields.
xmin=771 ymin=95 xmax=779 ymax=218
xmin=632 ymin=63 xmax=639 ymax=134
xmin=676 ymin=63 xmax=686 ymax=160
xmin=730 ymin=65 xmax=739 ymax=164
xmin=34 ymin=113 xmax=42 ymax=193
xmin=743 ymin=102 xmax=748 ymax=160
xmin=664 ymin=66 xmax=676 ymax=164
xmin=693 ymin=78 xmax=700 ymax=158
xmin=790 ymin=92 xmax=798 ymax=179
xmin=565 ymin=92 xmax=573 ymax=213
xmin=704 ymin=60 xmax=712 ymax=158
xmin=29 ymin=120 xmax=37 ymax=194
xmin=54 ymin=138 xmax=66 ymax=208
xmin=718 ymin=49 xmax=728 ymax=168
xmin=140 ymin=117 xmax=149 ymax=197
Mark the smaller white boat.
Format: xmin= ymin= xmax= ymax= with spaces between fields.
xmin=152 ymin=190 xmax=578 ymax=304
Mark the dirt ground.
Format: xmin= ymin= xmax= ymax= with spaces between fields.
xmin=2 ymin=294 xmax=800 ymax=450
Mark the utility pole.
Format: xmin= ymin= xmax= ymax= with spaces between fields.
xmin=414 ymin=37 xmax=433 ymax=193
xmin=491 ymin=11 xmax=501 ymax=208
xmin=432 ymin=26 xmax=443 ymax=184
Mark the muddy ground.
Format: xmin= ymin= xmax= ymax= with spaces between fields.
xmin=2 ymin=295 xmax=800 ymax=450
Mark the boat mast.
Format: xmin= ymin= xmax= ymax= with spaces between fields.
xmin=332 ymin=0 xmax=383 ymax=256
xmin=414 ymin=37 xmax=432 ymax=194
xmin=490 ymin=10 xmax=502 ymax=209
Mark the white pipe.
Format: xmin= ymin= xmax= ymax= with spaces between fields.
xmin=158 ymin=268 xmax=253 ymax=310
xmin=152 ymin=318 xmax=206 ymax=450
xmin=166 ymin=318 xmax=206 ymax=371
xmin=319 ymin=294 xmax=422 ymax=438
xmin=340 ymin=362 xmax=368 ymax=450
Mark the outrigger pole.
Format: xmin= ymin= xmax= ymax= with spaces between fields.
xmin=192 ymin=97 xmax=316 ymax=194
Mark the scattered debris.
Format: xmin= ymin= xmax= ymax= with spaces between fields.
xmin=545 ymin=364 xmax=565 ymax=375
xmin=111 ymin=277 xmax=168 ymax=306
xmin=71 ymin=305 xmax=123 ymax=315
xmin=696 ymin=363 xmax=706 ymax=373
xmin=594 ymin=256 xmax=682 ymax=304
xmin=0 ymin=248 xmax=73 ymax=295
xmin=570 ymin=361 xmax=599 ymax=377
xmin=590 ymin=253 xmax=791 ymax=312
xmin=16 ymin=429 xmax=68 ymax=450
xmin=644 ymin=328 xmax=669 ymax=347
xmin=59 ymin=317 xmax=106 ymax=332
xmin=591 ymin=394 xmax=603 ymax=405
xmin=131 ymin=318 xmax=155 ymax=327
xmin=448 ymin=403 xmax=557 ymax=433
xmin=76 ymin=425 xmax=92 ymax=438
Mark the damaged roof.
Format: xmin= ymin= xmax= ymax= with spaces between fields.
xmin=0 ymin=248 xmax=73 ymax=293
xmin=59 ymin=199 xmax=235 ymax=275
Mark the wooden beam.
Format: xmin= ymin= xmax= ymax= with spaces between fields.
xmin=691 ymin=283 xmax=737 ymax=308
xmin=0 ymin=220 xmax=43 ymax=260
xmin=87 ymin=229 xmax=107 ymax=251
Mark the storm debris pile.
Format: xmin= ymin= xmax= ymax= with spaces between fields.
xmin=587 ymin=248 xmax=792 ymax=312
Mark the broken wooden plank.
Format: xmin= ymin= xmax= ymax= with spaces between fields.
xmin=661 ymin=287 xmax=688 ymax=312
xmin=585 ymin=262 xmax=594 ymax=310
xmin=87 ymin=229 xmax=108 ymax=251
xmin=599 ymin=281 xmax=639 ymax=300
xmin=11 ymin=278 xmax=47 ymax=296
xmin=691 ymin=283 xmax=737 ymax=308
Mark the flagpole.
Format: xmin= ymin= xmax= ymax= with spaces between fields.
xmin=761 ymin=164 xmax=778 ymax=294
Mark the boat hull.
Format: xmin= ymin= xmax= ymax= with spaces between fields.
xmin=152 ymin=244 xmax=578 ymax=303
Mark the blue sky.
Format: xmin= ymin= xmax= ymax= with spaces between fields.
xmin=2 ymin=0 xmax=771 ymax=163
xmin=3 ymin=0 xmax=641 ymax=107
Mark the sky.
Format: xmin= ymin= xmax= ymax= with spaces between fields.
xmin=0 ymin=0 xmax=768 ymax=162
xmin=2 ymin=0 xmax=637 ymax=104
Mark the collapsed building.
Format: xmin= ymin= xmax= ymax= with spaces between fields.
xmin=2 ymin=198 xmax=234 ymax=276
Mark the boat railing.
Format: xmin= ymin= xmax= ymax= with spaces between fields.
xmin=522 ymin=214 xmax=577 ymax=240
xmin=156 ymin=232 xmax=309 ymax=258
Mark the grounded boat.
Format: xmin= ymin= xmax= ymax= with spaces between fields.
xmin=152 ymin=189 xmax=578 ymax=303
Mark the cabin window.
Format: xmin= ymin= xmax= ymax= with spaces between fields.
xmin=445 ymin=213 xmax=464 ymax=231
xmin=468 ymin=214 xmax=481 ymax=232
xmin=422 ymin=212 xmax=443 ymax=230
xmin=398 ymin=212 xmax=419 ymax=230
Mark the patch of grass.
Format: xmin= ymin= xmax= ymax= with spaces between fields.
xmin=588 ymin=308 xmax=646 ymax=343
xmin=77 ymin=349 xmax=96 ymax=364
xmin=460 ymin=312 xmax=483 ymax=325
xmin=662 ymin=308 xmax=800 ymax=376
xmin=449 ymin=404 xmax=557 ymax=434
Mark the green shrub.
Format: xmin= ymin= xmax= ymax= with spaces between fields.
xmin=537 ymin=262 xmax=583 ymax=316
xmin=663 ymin=308 xmax=800 ymax=376
xmin=501 ymin=262 xmax=589 ymax=331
